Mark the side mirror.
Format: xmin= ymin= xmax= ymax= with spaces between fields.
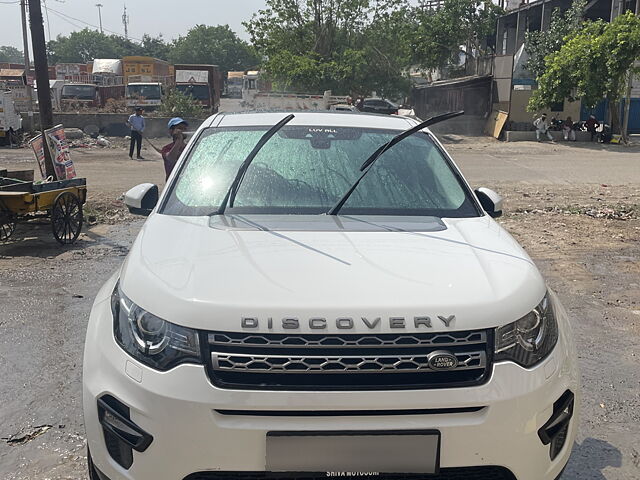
xmin=125 ymin=183 xmax=159 ymax=216
xmin=475 ymin=187 xmax=503 ymax=218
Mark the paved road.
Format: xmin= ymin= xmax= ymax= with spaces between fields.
xmin=449 ymin=140 xmax=640 ymax=186
xmin=0 ymin=138 xmax=639 ymax=479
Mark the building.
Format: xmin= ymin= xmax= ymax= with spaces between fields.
xmin=493 ymin=0 xmax=631 ymax=130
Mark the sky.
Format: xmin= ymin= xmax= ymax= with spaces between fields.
xmin=0 ymin=0 xmax=269 ymax=50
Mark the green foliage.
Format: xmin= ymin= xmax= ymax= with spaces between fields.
xmin=410 ymin=0 xmax=503 ymax=71
xmin=46 ymin=26 xmax=256 ymax=71
xmin=47 ymin=29 xmax=145 ymax=63
xmin=168 ymin=25 xmax=260 ymax=72
xmin=157 ymin=88 xmax=207 ymax=119
xmin=0 ymin=46 xmax=24 ymax=63
xmin=141 ymin=34 xmax=171 ymax=60
xmin=524 ymin=0 xmax=586 ymax=80
xmin=529 ymin=12 xmax=640 ymax=135
xmin=245 ymin=0 xmax=411 ymax=98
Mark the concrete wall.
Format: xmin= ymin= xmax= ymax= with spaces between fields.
xmin=508 ymin=89 xmax=580 ymax=124
xmin=428 ymin=115 xmax=487 ymax=136
xmin=22 ymin=113 xmax=205 ymax=137
xmin=504 ymin=130 xmax=594 ymax=142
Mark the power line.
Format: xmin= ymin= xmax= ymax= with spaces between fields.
xmin=44 ymin=4 xmax=144 ymax=42
xmin=47 ymin=8 xmax=85 ymax=30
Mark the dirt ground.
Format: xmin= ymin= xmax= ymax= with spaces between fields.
xmin=0 ymin=136 xmax=639 ymax=479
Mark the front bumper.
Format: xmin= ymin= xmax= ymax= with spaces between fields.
xmin=84 ymin=297 xmax=580 ymax=480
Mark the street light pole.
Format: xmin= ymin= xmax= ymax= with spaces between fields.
xmin=95 ymin=3 xmax=104 ymax=34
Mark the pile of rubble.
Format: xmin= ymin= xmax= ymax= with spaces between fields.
xmin=512 ymin=204 xmax=638 ymax=220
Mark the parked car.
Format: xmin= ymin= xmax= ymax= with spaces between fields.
xmin=358 ymin=97 xmax=399 ymax=115
xmin=84 ymin=112 xmax=579 ymax=480
xmin=329 ymin=103 xmax=357 ymax=112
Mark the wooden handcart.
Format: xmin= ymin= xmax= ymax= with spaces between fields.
xmin=0 ymin=176 xmax=87 ymax=245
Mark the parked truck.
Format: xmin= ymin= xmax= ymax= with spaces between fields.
xmin=125 ymin=82 xmax=164 ymax=109
xmin=60 ymin=83 xmax=124 ymax=109
xmin=226 ymin=71 xmax=244 ymax=98
xmin=174 ymin=64 xmax=221 ymax=113
xmin=242 ymin=84 xmax=349 ymax=111
xmin=240 ymin=70 xmax=350 ymax=111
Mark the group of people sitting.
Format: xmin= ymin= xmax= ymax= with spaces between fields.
xmin=533 ymin=113 xmax=601 ymax=142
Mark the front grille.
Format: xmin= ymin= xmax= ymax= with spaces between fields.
xmin=205 ymin=330 xmax=492 ymax=390
xmin=184 ymin=466 xmax=516 ymax=480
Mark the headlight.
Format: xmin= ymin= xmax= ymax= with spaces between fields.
xmin=111 ymin=284 xmax=202 ymax=371
xmin=495 ymin=293 xmax=559 ymax=368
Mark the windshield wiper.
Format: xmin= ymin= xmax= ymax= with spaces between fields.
xmin=216 ymin=114 xmax=295 ymax=215
xmin=327 ymin=111 xmax=464 ymax=216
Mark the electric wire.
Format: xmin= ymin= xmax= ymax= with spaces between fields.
xmin=44 ymin=4 xmax=144 ymax=42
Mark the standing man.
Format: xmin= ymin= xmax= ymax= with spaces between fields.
xmin=126 ymin=107 xmax=145 ymax=160
xmin=533 ymin=113 xmax=554 ymax=142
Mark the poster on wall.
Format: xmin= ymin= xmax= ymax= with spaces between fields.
xmin=44 ymin=124 xmax=76 ymax=180
xmin=29 ymin=134 xmax=48 ymax=179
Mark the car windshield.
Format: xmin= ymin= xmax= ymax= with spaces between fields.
xmin=127 ymin=85 xmax=161 ymax=100
xmin=176 ymin=84 xmax=209 ymax=100
xmin=61 ymin=85 xmax=95 ymax=99
xmin=161 ymin=125 xmax=480 ymax=217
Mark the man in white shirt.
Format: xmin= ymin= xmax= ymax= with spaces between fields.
xmin=533 ymin=113 xmax=554 ymax=142
xmin=126 ymin=107 xmax=145 ymax=159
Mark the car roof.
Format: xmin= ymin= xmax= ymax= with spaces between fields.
xmin=208 ymin=111 xmax=416 ymax=130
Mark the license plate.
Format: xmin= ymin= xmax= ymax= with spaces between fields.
xmin=266 ymin=430 xmax=440 ymax=474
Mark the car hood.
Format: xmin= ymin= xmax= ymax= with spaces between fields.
xmin=120 ymin=214 xmax=546 ymax=333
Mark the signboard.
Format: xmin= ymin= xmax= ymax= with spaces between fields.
xmin=56 ymin=63 xmax=81 ymax=78
xmin=176 ymin=70 xmax=209 ymax=84
xmin=44 ymin=125 xmax=76 ymax=180
xmin=29 ymin=134 xmax=48 ymax=179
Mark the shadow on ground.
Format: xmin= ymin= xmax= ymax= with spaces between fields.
xmin=563 ymin=438 xmax=623 ymax=479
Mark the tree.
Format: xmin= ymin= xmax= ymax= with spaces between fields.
xmin=244 ymin=0 xmax=411 ymax=97
xmin=47 ymin=29 xmax=144 ymax=63
xmin=529 ymin=12 xmax=640 ymax=142
xmin=157 ymin=88 xmax=207 ymax=119
xmin=141 ymin=34 xmax=170 ymax=60
xmin=0 ymin=46 xmax=24 ymax=63
xmin=410 ymin=0 xmax=503 ymax=73
xmin=524 ymin=0 xmax=586 ymax=80
xmin=168 ymin=25 xmax=260 ymax=72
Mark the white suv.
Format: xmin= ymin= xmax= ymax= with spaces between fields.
xmin=83 ymin=112 xmax=579 ymax=480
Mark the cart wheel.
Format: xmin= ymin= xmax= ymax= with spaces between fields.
xmin=0 ymin=206 xmax=17 ymax=242
xmin=51 ymin=191 xmax=83 ymax=245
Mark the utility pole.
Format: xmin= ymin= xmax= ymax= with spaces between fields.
xmin=96 ymin=3 xmax=104 ymax=34
xmin=122 ymin=4 xmax=129 ymax=40
xmin=20 ymin=0 xmax=35 ymax=132
xmin=28 ymin=0 xmax=55 ymax=178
